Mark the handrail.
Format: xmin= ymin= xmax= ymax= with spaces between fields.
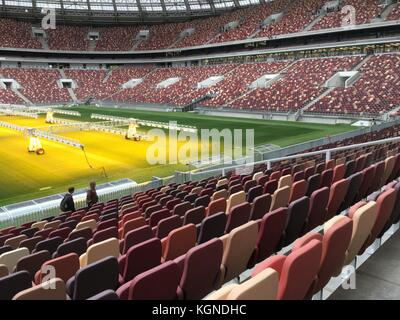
xmin=186 ymin=135 xmax=400 ymax=178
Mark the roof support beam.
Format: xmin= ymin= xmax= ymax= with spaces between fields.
xmin=160 ymin=0 xmax=167 ymax=16
xmin=233 ymin=0 xmax=241 ymax=8
xmin=207 ymin=0 xmax=216 ymax=13
xmin=112 ymin=0 xmax=117 ymax=16
xmin=183 ymin=0 xmax=191 ymax=14
xmin=136 ymin=0 xmax=143 ymax=17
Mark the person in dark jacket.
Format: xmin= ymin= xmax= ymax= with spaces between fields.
xmin=60 ymin=187 xmax=75 ymax=212
xmin=86 ymin=181 xmax=99 ymax=208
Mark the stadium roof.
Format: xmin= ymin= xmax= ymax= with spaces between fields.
xmin=2 ymin=0 xmax=263 ymax=16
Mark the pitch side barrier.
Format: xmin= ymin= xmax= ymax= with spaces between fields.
xmin=181 ymin=135 xmax=400 ymax=183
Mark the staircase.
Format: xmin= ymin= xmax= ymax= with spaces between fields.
xmin=227 ymin=88 xmax=257 ymax=106
xmin=303 ymin=13 xmax=325 ymax=31
xmin=381 ymin=2 xmax=397 ymax=20
xmin=12 ymin=88 xmax=33 ymax=105
xmin=383 ymin=104 xmax=400 ymax=120
xmin=168 ymin=35 xmax=185 ymax=49
xmin=131 ymin=39 xmax=144 ymax=51
xmin=182 ymin=94 xmax=216 ymax=112
xmin=38 ymin=37 xmax=49 ymax=50
xmin=67 ymin=88 xmax=78 ymax=103
xmin=353 ymin=54 xmax=373 ymax=71
xmin=103 ymin=69 xmax=113 ymax=83
xmin=58 ymin=69 xmax=78 ymax=103
xmin=88 ymin=40 xmax=97 ymax=51
xmin=299 ymin=87 xmax=336 ymax=114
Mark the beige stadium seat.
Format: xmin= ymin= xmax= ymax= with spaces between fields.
xmin=252 ymin=172 xmax=263 ymax=182
xmin=13 ymin=278 xmax=67 ymax=300
xmin=344 ymin=201 xmax=378 ymax=265
xmin=211 ymin=189 xmax=229 ymax=201
xmin=190 ymin=187 xmax=203 ymax=195
xmin=44 ymin=220 xmax=62 ymax=230
xmin=75 ymin=219 xmax=97 ymax=231
xmin=216 ymin=178 xmax=229 ymax=188
xmin=226 ymin=191 xmax=246 ymax=213
xmin=383 ymin=156 xmax=396 ymax=185
xmin=160 ymin=186 xmax=171 ymax=193
xmin=0 ymin=264 xmax=9 ymax=277
xmin=79 ymin=237 xmax=119 ymax=267
xmin=217 ymin=221 xmax=258 ymax=286
xmin=278 ymin=174 xmax=292 ymax=189
xmin=207 ymin=268 xmax=278 ymax=300
xmin=4 ymin=235 xmax=28 ymax=249
xmin=270 ymin=186 xmax=291 ymax=211
xmin=31 ymin=221 xmax=47 ymax=231
xmin=205 ymin=284 xmax=237 ymax=300
xmin=0 ymin=247 xmax=29 ymax=272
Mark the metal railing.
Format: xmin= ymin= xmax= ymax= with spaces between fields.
xmin=182 ymin=135 xmax=400 ymax=183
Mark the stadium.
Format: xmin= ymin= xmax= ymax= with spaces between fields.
xmin=0 ymin=0 xmax=399 ymax=302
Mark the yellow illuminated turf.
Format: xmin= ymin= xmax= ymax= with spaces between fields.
xmin=0 ymin=115 xmax=191 ymax=205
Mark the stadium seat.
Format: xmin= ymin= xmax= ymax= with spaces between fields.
xmin=226 ymin=201 xmax=251 ymax=231
xmin=206 ymin=268 xmax=278 ymax=300
xmin=249 ymin=193 xmax=271 ymax=221
xmin=217 ymin=221 xmax=258 ymax=285
xmin=15 ymin=250 xmax=51 ymax=280
xmin=282 ymin=196 xmax=310 ymax=247
xmin=0 ymin=271 xmax=32 ymax=300
xmin=303 ymin=187 xmax=329 ymax=233
xmin=206 ymin=198 xmax=227 ymax=217
xmin=162 ymin=224 xmax=196 ymax=261
xmin=0 ymin=247 xmax=29 ymax=272
xmin=249 ymin=208 xmax=288 ymax=266
xmin=252 ymin=238 xmax=322 ymax=300
xmin=67 ymin=257 xmax=119 ymax=300
xmin=120 ymin=261 xmax=179 ymax=300
xmin=119 ymin=238 xmax=162 ymax=284
xmin=121 ymin=226 xmax=153 ymax=255
xmin=197 ymin=212 xmax=227 ymax=244
xmin=176 ymin=238 xmax=223 ymax=300
xmin=343 ymin=202 xmax=377 ymax=265
xmin=270 ymin=186 xmax=291 ymax=211
xmin=79 ymin=237 xmax=119 ymax=267
xmin=154 ymin=215 xmax=182 ymax=239
xmin=54 ymin=237 xmax=87 ymax=258
xmin=13 ymin=278 xmax=67 ymax=300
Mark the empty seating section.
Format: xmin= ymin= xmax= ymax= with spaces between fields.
xmin=231 ymin=56 xmax=361 ymax=111
xmin=137 ymin=22 xmax=192 ymax=50
xmin=95 ymin=26 xmax=141 ymax=51
xmin=210 ymin=0 xmax=290 ymax=44
xmin=201 ymin=61 xmax=289 ymax=107
xmin=112 ymin=64 xmax=236 ymax=106
xmin=0 ymin=68 xmax=70 ymax=103
xmin=0 ymin=1 xmax=388 ymax=52
xmin=308 ymin=54 xmax=400 ymax=116
xmin=0 ymin=53 xmax=399 ymax=115
xmin=0 ymin=89 xmax=22 ymax=104
xmin=257 ymin=0 xmax=326 ymax=38
xmin=312 ymin=0 xmax=382 ymax=31
xmin=1 ymin=125 xmax=400 ymax=300
xmin=387 ymin=3 xmax=400 ymax=21
xmin=64 ymin=69 xmax=107 ymax=100
xmin=0 ymin=19 xmax=41 ymax=49
xmin=47 ymin=26 xmax=89 ymax=51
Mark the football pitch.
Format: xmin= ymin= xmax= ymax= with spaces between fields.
xmin=0 ymin=105 xmax=355 ymax=206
